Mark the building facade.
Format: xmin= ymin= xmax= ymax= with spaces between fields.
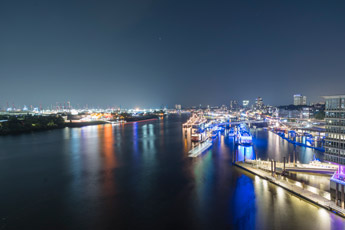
xmin=293 ymin=94 xmax=307 ymax=106
xmin=255 ymin=97 xmax=263 ymax=109
xmin=242 ymin=100 xmax=249 ymax=108
xmin=324 ymin=95 xmax=345 ymax=164
xmin=230 ymin=100 xmax=239 ymax=110
xmin=324 ymin=95 xmax=345 ymax=207
xmin=175 ymin=104 xmax=181 ymax=110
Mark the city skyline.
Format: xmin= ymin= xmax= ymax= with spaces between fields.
xmin=0 ymin=94 xmax=325 ymax=110
xmin=1 ymin=0 xmax=345 ymax=107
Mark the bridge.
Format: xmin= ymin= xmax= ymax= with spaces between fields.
xmin=183 ymin=113 xmax=268 ymax=129
xmin=216 ymin=120 xmax=267 ymax=126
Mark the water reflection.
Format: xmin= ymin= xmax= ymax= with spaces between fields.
xmin=1 ymin=116 xmax=345 ymax=229
xmin=100 ymin=124 xmax=118 ymax=217
xmin=103 ymin=125 xmax=116 ymax=168
xmin=68 ymin=128 xmax=82 ymax=194
xmin=192 ymin=150 xmax=214 ymax=219
xmin=236 ymin=145 xmax=256 ymax=162
xmin=253 ymin=128 xmax=323 ymax=164
xmin=142 ymin=124 xmax=156 ymax=154
xmin=133 ymin=122 xmax=139 ymax=155
xmin=102 ymin=125 xmax=117 ymax=180
xmin=232 ymin=175 xmax=256 ymax=229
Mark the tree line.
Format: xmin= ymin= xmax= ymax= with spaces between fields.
xmin=0 ymin=115 xmax=65 ymax=135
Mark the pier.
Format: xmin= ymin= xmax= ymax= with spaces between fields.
xmin=244 ymin=159 xmax=338 ymax=175
xmin=234 ymin=161 xmax=345 ymax=218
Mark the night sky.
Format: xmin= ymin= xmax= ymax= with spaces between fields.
xmin=1 ymin=0 xmax=345 ymax=108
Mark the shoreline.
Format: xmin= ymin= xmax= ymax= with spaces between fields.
xmin=0 ymin=126 xmax=65 ymax=136
xmin=65 ymin=120 xmax=108 ymax=127
xmin=124 ymin=118 xmax=158 ymax=124
xmin=0 ymin=117 xmax=161 ymax=135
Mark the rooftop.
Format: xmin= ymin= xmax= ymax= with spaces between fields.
xmin=323 ymin=95 xmax=345 ymax=99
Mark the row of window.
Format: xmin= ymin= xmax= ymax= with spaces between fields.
xmin=326 ymin=127 xmax=345 ymax=134
xmin=326 ymin=147 xmax=345 ymax=155
xmin=325 ymin=154 xmax=345 ymax=164
xmin=326 ymin=112 xmax=345 ymax=118
xmin=325 ymin=141 xmax=345 ymax=149
xmin=326 ymin=98 xmax=345 ymax=110
xmin=326 ymin=120 xmax=345 ymax=126
xmin=328 ymin=133 xmax=345 ymax=140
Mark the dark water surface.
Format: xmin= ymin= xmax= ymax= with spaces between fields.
xmin=1 ymin=115 xmax=344 ymax=229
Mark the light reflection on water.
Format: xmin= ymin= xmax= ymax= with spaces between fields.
xmin=188 ymin=126 xmax=345 ymax=229
xmin=193 ymin=150 xmax=214 ymax=216
xmin=232 ymin=175 xmax=256 ymax=229
xmin=0 ymin=116 xmax=345 ymax=229
xmin=102 ymin=125 xmax=117 ymax=197
xmin=236 ymin=145 xmax=256 ymax=162
xmin=253 ymin=129 xmax=324 ymax=164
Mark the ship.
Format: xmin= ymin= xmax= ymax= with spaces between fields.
xmin=189 ymin=115 xmax=207 ymax=142
xmin=237 ymin=131 xmax=253 ymax=145
xmin=235 ymin=124 xmax=253 ymax=145
xmin=211 ymin=130 xmax=218 ymax=138
xmin=228 ymin=128 xmax=235 ymax=137
xmin=191 ymin=129 xmax=207 ymax=142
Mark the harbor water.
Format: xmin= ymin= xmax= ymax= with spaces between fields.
xmin=0 ymin=115 xmax=344 ymax=229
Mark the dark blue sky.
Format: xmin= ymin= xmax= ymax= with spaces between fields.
xmin=1 ymin=0 xmax=345 ymax=108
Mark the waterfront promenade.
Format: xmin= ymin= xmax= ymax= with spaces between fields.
xmin=234 ymin=161 xmax=345 ymax=218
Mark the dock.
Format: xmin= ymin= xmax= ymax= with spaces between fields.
xmin=244 ymin=159 xmax=338 ymax=175
xmin=234 ymin=161 xmax=345 ymax=218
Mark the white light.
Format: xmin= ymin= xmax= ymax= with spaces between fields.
xmin=71 ymin=109 xmax=78 ymax=115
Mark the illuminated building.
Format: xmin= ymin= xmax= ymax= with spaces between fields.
xmin=324 ymin=95 xmax=345 ymax=207
xmin=220 ymin=105 xmax=227 ymax=111
xmin=324 ymin=95 xmax=345 ymax=164
xmin=294 ymin=94 xmax=307 ymax=105
xmin=242 ymin=100 xmax=249 ymax=108
xmin=230 ymin=100 xmax=238 ymax=110
xmin=256 ymin=97 xmax=263 ymax=108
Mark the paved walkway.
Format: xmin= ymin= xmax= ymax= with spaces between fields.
xmin=234 ymin=162 xmax=345 ymax=218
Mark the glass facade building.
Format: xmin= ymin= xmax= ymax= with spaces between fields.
xmin=324 ymin=95 xmax=345 ymax=164
xmin=293 ymin=94 xmax=307 ymax=106
xmin=324 ymin=95 xmax=345 ymax=207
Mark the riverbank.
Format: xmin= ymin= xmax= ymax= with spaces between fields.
xmin=65 ymin=120 xmax=108 ymax=127
xmin=0 ymin=115 xmax=65 ymax=135
xmin=234 ymin=161 xmax=345 ymax=218
xmin=66 ymin=116 xmax=160 ymax=127
xmin=0 ymin=114 xmax=165 ymax=135
xmin=125 ymin=115 xmax=161 ymax=122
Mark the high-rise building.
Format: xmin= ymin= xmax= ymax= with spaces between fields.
xmin=221 ymin=105 xmax=227 ymax=111
xmin=175 ymin=104 xmax=181 ymax=110
xmin=230 ymin=100 xmax=238 ymax=110
xmin=324 ymin=95 xmax=345 ymax=207
xmin=243 ymin=100 xmax=249 ymax=107
xmin=324 ymin=95 xmax=345 ymax=163
xmin=255 ymin=97 xmax=263 ymax=109
xmin=294 ymin=94 xmax=307 ymax=106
